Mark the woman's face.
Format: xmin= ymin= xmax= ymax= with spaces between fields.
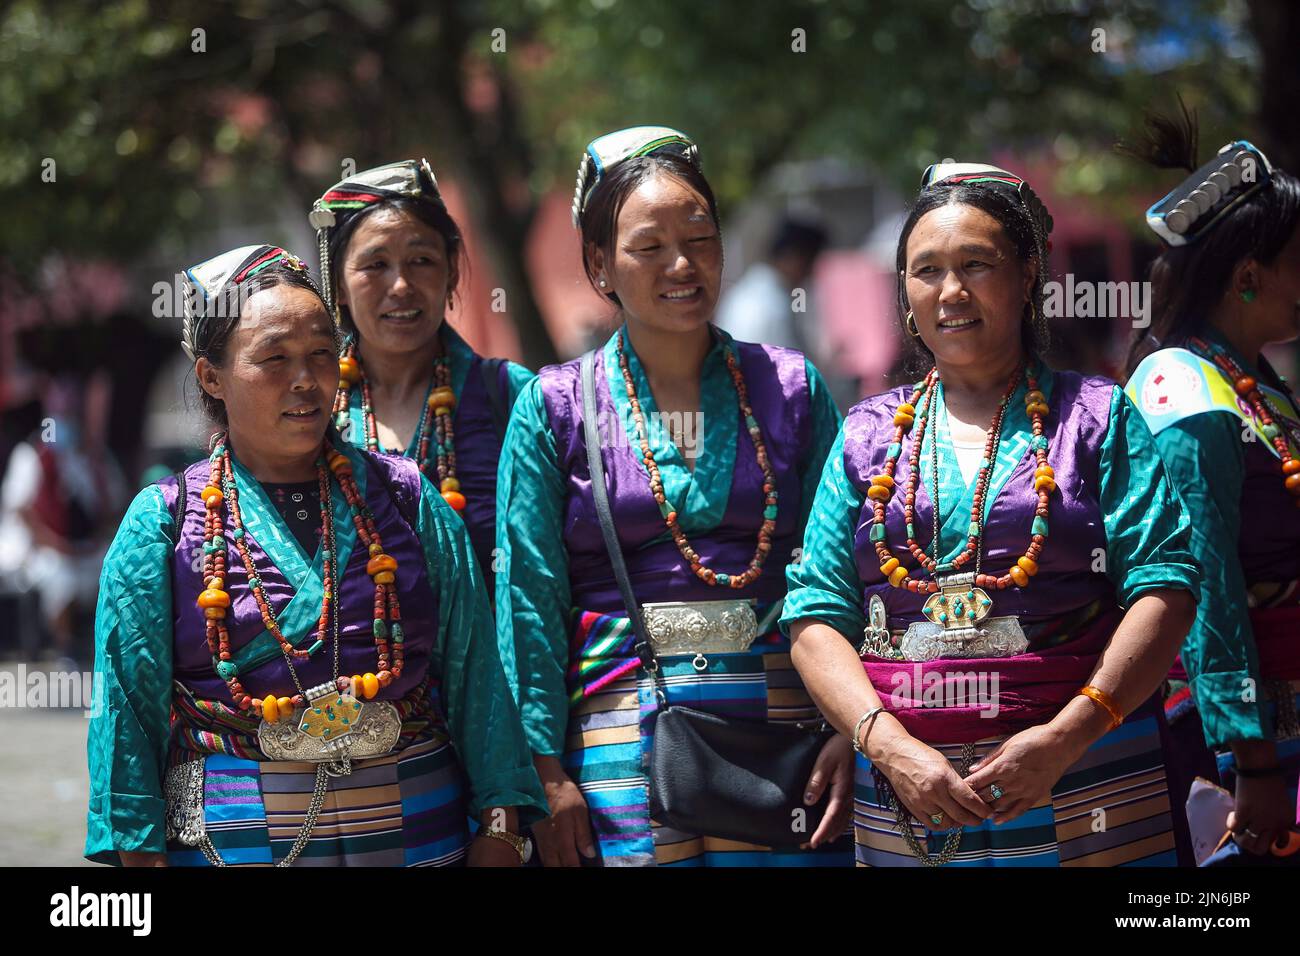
xmin=903 ymin=201 xmax=1036 ymax=372
xmin=198 ymin=283 xmax=337 ymax=463
xmin=1247 ymin=221 xmax=1300 ymax=346
xmin=588 ymin=171 xmax=722 ymax=333
xmin=337 ymin=206 xmax=456 ymax=355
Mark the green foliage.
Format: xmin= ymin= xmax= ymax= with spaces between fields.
xmin=0 ymin=0 xmax=1260 ymax=297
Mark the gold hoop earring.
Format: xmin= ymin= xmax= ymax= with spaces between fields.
xmin=905 ymin=311 xmax=920 ymax=338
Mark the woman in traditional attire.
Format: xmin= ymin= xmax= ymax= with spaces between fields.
xmin=496 ymin=127 xmax=853 ymax=866
xmin=1123 ymin=119 xmax=1300 ymax=861
xmin=86 ymin=246 xmax=544 ymax=867
xmin=782 ymin=162 xmax=1200 ymax=867
xmin=309 ymin=160 xmax=533 ymax=589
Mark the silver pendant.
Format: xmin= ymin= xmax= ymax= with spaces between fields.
xmin=258 ymin=681 xmax=401 ymax=763
xmin=899 ymin=573 xmax=1027 ymax=661
xmin=859 ymin=594 xmax=902 ymax=659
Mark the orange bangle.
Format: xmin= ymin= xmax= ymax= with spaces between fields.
xmin=1078 ymin=685 xmax=1124 ymax=730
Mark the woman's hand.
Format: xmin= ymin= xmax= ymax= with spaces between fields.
xmin=964 ymin=724 xmax=1079 ymax=824
xmin=118 ymin=850 xmax=167 ymax=867
xmin=802 ymin=733 xmax=854 ymax=848
xmin=1228 ymin=740 xmax=1293 ymax=855
xmin=531 ymin=754 xmax=596 ymax=867
xmin=1229 ymin=774 xmax=1293 ymax=855
xmin=872 ymin=723 xmax=992 ymax=830
xmin=467 ymin=833 xmax=525 ymax=867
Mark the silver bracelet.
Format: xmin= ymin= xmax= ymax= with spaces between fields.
xmin=852 ymin=706 xmax=885 ymax=756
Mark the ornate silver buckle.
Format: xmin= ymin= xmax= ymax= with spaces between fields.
xmin=641 ymin=599 xmax=758 ymax=662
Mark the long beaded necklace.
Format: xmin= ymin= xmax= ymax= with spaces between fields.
xmin=868 ymin=362 xmax=1053 ymax=595
xmin=334 ymin=341 xmax=466 ymax=512
xmin=615 ymin=328 xmax=778 ymax=588
xmin=195 ymin=438 xmax=405 ymax=723
xmin=1188 ymin=336 xmax=1300 ymax=504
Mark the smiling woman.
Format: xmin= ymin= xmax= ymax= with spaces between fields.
xmin=310 ymin=161 xmax=535 ymax=591
xmin=85 ymin=245 xmax=546 ymax=868
xmin=495 ymin=126 xmax=853 ymax=867
xmin=782 ymin=162 xmax=1202 ymax=868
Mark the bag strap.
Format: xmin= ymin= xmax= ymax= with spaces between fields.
xmin=172 ymin=468 xmax=187 ymax=545
xmin=580 ymin=349 xmax=657 ymax=675
xmin=481 ymin=357 xmax=509 ymax=441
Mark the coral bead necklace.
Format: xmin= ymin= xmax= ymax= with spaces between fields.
xmin=615 ymin=328 xmax=778 ymax=588
xmin=196 ymin=437 xmax=405 ymax=724
xmin=333 ymin=340 xmax=466 ymax=512
xmin=868 ymin=361 xmax=1054 ymax=595
xmin=1189 ymin=335 xmax=1300 ymax=505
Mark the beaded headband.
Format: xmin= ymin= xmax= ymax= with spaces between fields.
xmin=1145 ymin=140 xmax=1274 ymax=247
xmin=920 ymin=161 xmax=1055 ymax=249
xmin=571 ymin=125 xmax=699 ymax=228
xmin=181 ymin=245 xmax=311 ymax=361
xmin=308 ymin=159 xmax=442 ymax=319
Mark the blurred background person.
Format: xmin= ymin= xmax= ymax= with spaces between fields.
xmin=716 ymin=215 xmax=828 ymax=354
xmin=0 ymin=373 xmax=126 ymax=668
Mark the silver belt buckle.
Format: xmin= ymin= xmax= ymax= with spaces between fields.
xmin=257 ymin=681 xmax=401 ymax=763
xmin=642 ymin=599 xmax=758 ymax=663
xmin=898 ymin=572 xmax=1028 ymax=662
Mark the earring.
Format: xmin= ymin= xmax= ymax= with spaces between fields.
xmin=905 ymin=311 xmax=920 ymax=337
xmin=1241 ymin=289 xmax=1256 ymax=303
xmin=599 ymin=278 xmax=608 ymax=289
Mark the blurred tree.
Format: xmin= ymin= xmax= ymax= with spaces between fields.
xmin=0 ymin=0 xmax=1279 ymax=370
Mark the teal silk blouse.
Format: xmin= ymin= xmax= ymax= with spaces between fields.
xmin=780 ymin=372 xmax=1198 ymax=639
xmin=86 ymin=442 xmax=546 ymax=863
xmin=495 ymin=326 xmax=844 ymax=756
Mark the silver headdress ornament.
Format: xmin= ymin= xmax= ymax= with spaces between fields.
xmin=180 ymin=245 xmax=309 ymax=362
xmin=1145 ymin=140 xmax=1275 ymax=247
xmin=308 ymin=159 xmax=442 ymax=322
xmin=571 ymin=126 xmax=699 ymax=228
xmin=919 ymin=161 xmax=1056 ymax=252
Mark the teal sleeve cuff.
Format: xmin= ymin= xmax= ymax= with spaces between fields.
xmin=468 ymin=768 xmax=550 ymax=827
xmin=1118 ymin=564 xmax=1201 ymax=609
xmin=779 ymin=586 xmax=865 ymax=641
xmin=85 ymin=792 xmax=167 ymax=866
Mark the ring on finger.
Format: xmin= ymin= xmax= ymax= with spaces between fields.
xmin=929 ymin=812 xmax=944 ymax=827
xmin=989 ymin=783 xmax=1004 ymax=801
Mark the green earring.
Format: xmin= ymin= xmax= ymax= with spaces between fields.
xmin=1241 ymin=289 xmax=1256 ymax=303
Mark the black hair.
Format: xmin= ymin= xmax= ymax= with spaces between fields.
xmin=1122 ymin=109 xmax=1300 ymax=376
xmin=894 ymin=178 xmax=1050 ymax=377
xmin=577 ymin=152 xmax=721 ymax=307
xmin=191 ymin=265 xmax=330 ymax=427
xmin=327 ymin=195 xmax=465 ymax=335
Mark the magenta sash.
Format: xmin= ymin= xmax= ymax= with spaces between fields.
xmin=860 ymin=608 xmax=1122 ymax=743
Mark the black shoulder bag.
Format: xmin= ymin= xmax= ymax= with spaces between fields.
xmin=580 ymin=349 xmax=832 ymax=847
